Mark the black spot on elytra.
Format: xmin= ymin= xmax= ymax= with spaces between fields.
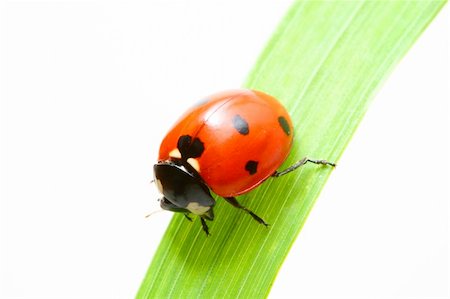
xmin=278 ymin=116 xmax=291 ymax=136
xmin=232 ymin=115 xmax=249 ymax=135
xmin=177 ymin=135 xmax=205 ymax=158
xmin=245 ymin=160 xmax=258 ymax=175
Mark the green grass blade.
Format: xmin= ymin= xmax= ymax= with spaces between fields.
xmin=137 ymin=1 xmax=445 ymax=298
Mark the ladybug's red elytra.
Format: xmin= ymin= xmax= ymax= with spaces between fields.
xmin=153 ymin=89 xmax=335 ymax=235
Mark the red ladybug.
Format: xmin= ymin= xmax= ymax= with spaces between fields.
xmin=153 ymin=89 xmax=334 ymax=235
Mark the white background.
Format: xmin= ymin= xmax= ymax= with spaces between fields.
xmin=0 ymin=1 xmax=448 ymax=298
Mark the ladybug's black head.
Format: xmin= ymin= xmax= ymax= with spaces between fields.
xmin=153 ymin=161 xmax=215 ymax=220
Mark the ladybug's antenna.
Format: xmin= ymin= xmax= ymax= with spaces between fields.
xmin=145 ymin=209 xmax=165 ymax=218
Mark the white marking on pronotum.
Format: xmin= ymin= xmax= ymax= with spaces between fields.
xmin=187 ymin=158 xmax=200 ymax=172
xmin=169 ymin=148 xmax=181 ymax=159
xmin=155 ymin=179 xmax=164 ymax=194
xmin=186 ymin=202 xmax=210 ymax=215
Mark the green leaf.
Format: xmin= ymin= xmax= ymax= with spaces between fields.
xmin=137 ymin=1 xmax=445 ymax=298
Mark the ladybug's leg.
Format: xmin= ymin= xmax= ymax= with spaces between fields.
xmin=200 ymin=217 xmax=210 ymax=236
xmin=184 ymin=214 xmax=193 ymax=222
xmin=272 ymin=157 xmax=336 ymax=178
xmin=223 ymin=197 xmax=269 ymax=227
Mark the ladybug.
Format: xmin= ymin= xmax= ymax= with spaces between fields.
xmin=153 ymin=89 xmax=334 ymax=235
